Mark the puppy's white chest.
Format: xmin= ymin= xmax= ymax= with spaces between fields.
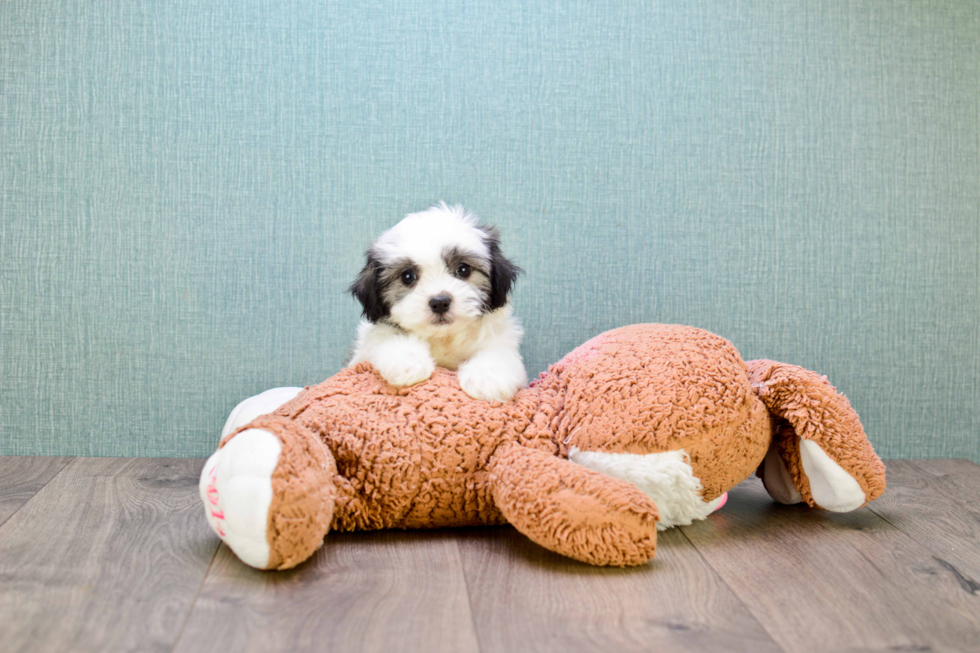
xmin=426 ymin=333 xmax=472 ymax=370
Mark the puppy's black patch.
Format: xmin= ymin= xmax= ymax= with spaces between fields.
xmin=478 ymin=225 xmax=522 ymax=311
xmin=349 ymin=247 xmax=390 ymax=323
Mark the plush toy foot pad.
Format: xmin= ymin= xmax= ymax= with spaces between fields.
xmin=200 ymin=428 xmax=282 ymax=568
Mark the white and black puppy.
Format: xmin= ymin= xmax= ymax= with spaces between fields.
xmin=347 ymin=203 xmax=527 ymax=402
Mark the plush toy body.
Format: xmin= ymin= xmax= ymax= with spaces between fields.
xmin=200 ymin=324 xmax=885 ymax=570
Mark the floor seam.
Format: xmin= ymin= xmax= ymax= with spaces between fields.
xmin=169 ymin=540 xmax=223 ymax=653
xmin=677 ymin=520 xmax=792 ymax=653
xmin=455 ymin=536 xmax=485 ymax=653
xmin=0 ymin=456 xmax=76 ymax=530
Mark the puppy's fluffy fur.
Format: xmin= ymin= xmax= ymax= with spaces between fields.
xmin=347 ymin=203 xmax=527 ymax=402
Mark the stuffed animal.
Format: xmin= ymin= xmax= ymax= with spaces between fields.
xmin=199 ymin=324 xmax=885 ymax=570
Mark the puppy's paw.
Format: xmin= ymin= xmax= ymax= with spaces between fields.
xmin=377 ymin=350 xmax=436 ymax=387
xmin=458 ymin=362 xmax=525 ymax=402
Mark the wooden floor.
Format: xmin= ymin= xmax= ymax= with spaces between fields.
xmin=1 ymin=458 xmax=978 ymax=653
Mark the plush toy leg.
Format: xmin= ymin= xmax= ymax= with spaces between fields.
xmin=487 ymin=444 xmax=660 ymax=566
xmin=748 ymin=360 xmax=886 ymax=512
xmin=200 ymin=414 xmax=336 ymax=570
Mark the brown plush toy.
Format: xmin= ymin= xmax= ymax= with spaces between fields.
xmin=199 ymin=324 xmax=886 ymax=570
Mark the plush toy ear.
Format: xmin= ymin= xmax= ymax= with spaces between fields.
xmin=747 ymin=359 xmax=886 ymax=512
xmin=480 ymin=225 xmax=522 ymax=311
xmin=348 ymin=248 xmax=389 ymax=323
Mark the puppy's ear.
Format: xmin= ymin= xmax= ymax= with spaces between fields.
xmin=481 ymin=225 xmax=523 ymax=311
xmin=349 ymin=248 xmax=389 ymax=322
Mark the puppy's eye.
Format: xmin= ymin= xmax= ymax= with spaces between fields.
xmin=456 ymin=263 xmax=471 ymax=279
xmin=400 ymin=270 xmax=417 ymax=285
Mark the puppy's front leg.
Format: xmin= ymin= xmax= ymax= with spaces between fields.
xmin=458 ymin=343 xmax=527 ymax=402
xmin=348 ymin=321 xmax=435 ymax=387
xmin=371 ymin=336 xmax=436 ymax=387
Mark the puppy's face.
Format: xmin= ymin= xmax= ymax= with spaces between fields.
xmin=350 ymin=204 xmax=520 ymax=336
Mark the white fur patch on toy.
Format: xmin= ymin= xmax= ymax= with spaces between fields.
xmin=567 ymin=447 xmax=724 ymax=530
xmin=799 ymin=438 xmax=867 ymax=512
xmin=199 ymin=429 xmax=282 ymax=569
xmin=221 ymin=386 xmax=304 ymax=440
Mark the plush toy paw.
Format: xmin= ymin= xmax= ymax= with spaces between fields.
xmin=457 ymin=354 xmax=527 ymax=402
xmin=200 ymin=428 xmax=282 ymax=569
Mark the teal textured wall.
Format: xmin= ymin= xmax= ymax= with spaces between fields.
xmin=2 ymin=1 xmax=978 ymax=460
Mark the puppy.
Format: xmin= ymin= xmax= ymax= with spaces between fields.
xmin=347 ymin=203 xmax=527 ymax=402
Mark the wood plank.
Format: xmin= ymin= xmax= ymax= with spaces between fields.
xmin=911 ymin=458 xmax=980 ymax=477
xmin=0 ymin=457 xmax=219 ymax=653
xmin=173 ymin=529 xmax=481 ymax=653
xmin=866 ymin=460 xmax=980 ymax=583
xmin=457 ymin=524 xmax=785 ymax=653
xmin=0 ymin=456 xmax=73 ymax=526
xmin=681 ymin=476 xmax=980 ymax=653
xmin=908 ymin=458 xmax=980 ymax=497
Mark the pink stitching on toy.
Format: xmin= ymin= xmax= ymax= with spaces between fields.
xmin=206 ymin=463 xmax=227 ymax=537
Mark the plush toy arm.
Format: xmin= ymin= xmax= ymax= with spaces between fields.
xmin=487 ymin=444 xmax=660 ymax=566
xmin=200 ymin=414 xmax=336 ymax=570
xmin=748 ymin=360 xmax=886 ymax=512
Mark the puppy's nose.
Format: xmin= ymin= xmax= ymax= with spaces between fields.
xmin=429 ymin=294 xmax=452 ymax=315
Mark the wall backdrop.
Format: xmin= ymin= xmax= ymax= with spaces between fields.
xmin=2 ymin=1 xmax=978 ymax=460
